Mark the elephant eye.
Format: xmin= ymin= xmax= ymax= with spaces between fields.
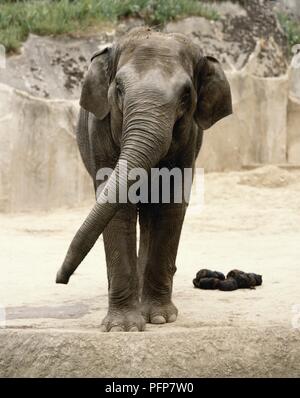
xmin=115 ymin=79 xmax=124 ymax=110
xmin=115 ymin=80 xmax=124 ymax=97
xmin=181 ymin=86 xmax=191 ymax=105
xmin=178 ymin=86 xmax=191 ymax=115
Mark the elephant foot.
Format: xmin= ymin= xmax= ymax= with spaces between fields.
xmin=141 ymin=299 xmax=178 ymax=324
xmin=101 ymin=308 xmax=146 ymax=332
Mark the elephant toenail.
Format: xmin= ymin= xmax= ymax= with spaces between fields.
xmin=168 ymin=314 xmax=177 ymax=323
xmin=128 ymin=326 xmax=139 ymax=332
xmin=151 ymin=315 xmax=166 ymax=324
xmin=109 ymin=326 xmax=124 ymax=332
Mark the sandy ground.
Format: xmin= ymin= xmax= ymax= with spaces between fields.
xmin=1 ymin=166 xmax=300 ymax=376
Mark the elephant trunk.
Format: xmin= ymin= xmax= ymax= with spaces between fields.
xmin=56 ymin=111 xmax=173 ymax=284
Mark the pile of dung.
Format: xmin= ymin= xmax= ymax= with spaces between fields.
xmin=193 ymin=269 xmax=262 ymax=291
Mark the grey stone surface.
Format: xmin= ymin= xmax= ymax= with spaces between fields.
xmin=1 ymin=328 xmax=299 ymax=377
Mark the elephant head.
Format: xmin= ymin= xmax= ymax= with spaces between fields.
xmin=56 ymin=28 xmax=232 ymax=284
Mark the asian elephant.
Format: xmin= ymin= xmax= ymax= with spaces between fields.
xmin=56 ymin=27 xmax=232 ymax=332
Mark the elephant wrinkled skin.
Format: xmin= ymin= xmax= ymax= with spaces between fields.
xmin=56 ymin=28 xmax=232 ymax=332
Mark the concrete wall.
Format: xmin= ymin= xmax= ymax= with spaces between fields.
xmin=197 ymin=71 xmax=289 ymax=171
xmin=0 ymin=84 xmax=92 ymax=212
xmin=0 ymin=67 xmax=299 ymax=212
xmin=289 ymin=64 xmax=300 ymax=99
xmin=287 ymin=95 xmax=300 ymax=163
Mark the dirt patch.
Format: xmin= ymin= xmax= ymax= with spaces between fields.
xmin=238 ymin=165 xmax=297 ymax=188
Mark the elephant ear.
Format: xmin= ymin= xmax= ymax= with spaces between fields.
xmin=80 ymin=45 xmax=111 ymax=120
xmin=195 ymin=56 xmax=232 ymax=130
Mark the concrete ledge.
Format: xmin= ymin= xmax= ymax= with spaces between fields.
xmin=1 ymin=327 xmax=299 ymax=378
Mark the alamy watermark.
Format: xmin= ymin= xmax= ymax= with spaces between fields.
xmin=95 ymin=161 xmax=204 ymax=207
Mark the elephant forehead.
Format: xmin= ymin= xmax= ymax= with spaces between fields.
xmin=117 ymin=36 xmax=193 ymax=77
xmin=116 ymin=63 xmax=191 ymax=105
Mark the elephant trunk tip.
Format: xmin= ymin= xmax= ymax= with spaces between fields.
xmin=56 ymin=268 xmax=70 ymax=284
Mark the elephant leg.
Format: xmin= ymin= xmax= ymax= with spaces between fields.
xmin=140 ymin=203 xmax=186 ymax=324
xmin=101 ymin=204 xmax=145 ymax=332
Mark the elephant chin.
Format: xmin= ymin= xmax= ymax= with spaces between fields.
xmin=56 ymin=122 xmax=172 ymax=285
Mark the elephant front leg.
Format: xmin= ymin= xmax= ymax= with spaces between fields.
xmin=102 ymin=205 xmax=145 ymax=332
xmin=140 ymin=203 xmax=186 ymax=324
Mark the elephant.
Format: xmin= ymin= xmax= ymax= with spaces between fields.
xmin=56 ymin=27 xmax=232 ymax=332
